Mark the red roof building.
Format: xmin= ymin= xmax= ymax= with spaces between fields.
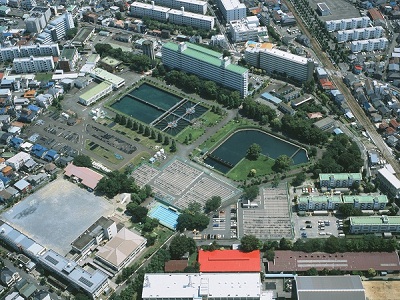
xmin=198 ymin=250 xmax=260 ymax=272
xmin=368 ymin=8 xmax=385 ymax=21
xmin=64 ymin=163 xmax=104 ymax=190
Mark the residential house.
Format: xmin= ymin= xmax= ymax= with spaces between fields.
xmin=0 ymin=268 xmax=20 ymax=287
xmin=14 ymin=179 xmax=31 ymax=194
xmin=25 ymin=173 xmax=48 ymax=187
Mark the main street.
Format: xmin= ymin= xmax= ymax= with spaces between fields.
xmin=284 ymin=0 xmax=400 ymax=178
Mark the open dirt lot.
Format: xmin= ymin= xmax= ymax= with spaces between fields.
xmin=363 ymin=280 xmax=400 ymax=300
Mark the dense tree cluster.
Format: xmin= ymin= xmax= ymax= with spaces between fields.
xmin=204 ymin=196 xmax=222 ymax=213
xmin=73 ymin=155 xmax=92 ymax=168
xmin=281 ymin=115 xmax=329 ymax=145
xmin=273 ymin=155 xmax=293 ymax=172
xmin=337 ymin=203 xmax=363 ymax=218
xmin=164 ymin=70 xmax=241 ymax=107
xmin=246 ymin=143 xmax=262 ymax=160
xmin=241 ymin=99 xmax=277 ymax=125
xmin=313 ymin=135 xmax=363 ymax=174
xmin=169 ymin=235 xmax=197 ymax=259
xmin=242 ymin=185 xmax=260 ymax=201
xmin=176 ymin=202 xmax=210 ymax=232
xmin=94 ymin=44 xmax=152 ymax=72
xmin=240 ymin=235 xmax=262 ymax=252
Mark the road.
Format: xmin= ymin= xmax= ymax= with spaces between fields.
xmin=284 ymin=0 xmax=400 ymax=178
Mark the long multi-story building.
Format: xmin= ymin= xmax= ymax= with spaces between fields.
xmin=377 ymin=167 xmax=400 ymax=199
xmin=350 ymin=37 xmax=388 ymax=53
xmin=343 ymin=195 xmax=388 ymax=210
xmin=154 ymin=0 xmax=207 ymax=14
xmin=350 ymin=215 xmax=400 ymax=234
xmin=36 ymin=13 xmax=75 ymax=44
xmin=0 ymin=44 xmax=60 ymax=62
xmin=130 ymin=2 xmax=214 ymax=30
xmin=326 ymin=16 xmax=370 ymax=32
xmin=217 ymin=0 xmax=246 ymax=23
xmin=168 ymin=8 xmax=214 ymax=30
xmin=337 ymin=26 xmax=384 ymax=43
xmin=245 ymin=47 xmax=314 ymax=82
xmin=298 ymin=195 xmax=342 ymax=211
xmin=229 ymin=16 xmax=268 ymax=42
xmin=319 ymin=173 xmax=362 ymax=189
xmin=13 ymin=56 xmax=54 ymax=74
xmin=162 ymin=42 xmax=248 ymax=97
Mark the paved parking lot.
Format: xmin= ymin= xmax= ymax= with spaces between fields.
xmin=293 ymin=214 xmax=341 ymax=239
xmin=199 ymin=204 xmax=238 ymax=241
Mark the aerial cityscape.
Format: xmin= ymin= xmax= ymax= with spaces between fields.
xmin=0 ymin=0 xmax=399 ymax=299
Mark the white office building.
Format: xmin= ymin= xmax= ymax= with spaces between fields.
xmin=350 ymin=37 xmax=388 ymax=53
xmin=245 ymin=47 xmax=314 ymax=82
xmin=377 ymin=167 xmax=400 ymax=198
xmin=142 ymin=273 xmax=273 ymax=300
xmin=168 ymin=8 xmax=214 ymax=30
xmin=326 ymin=16 xmax=370 ymax=32
xmin=36 ymin=13 xmax=75 ymax=44
xmin=350 ymin=215 xmax=400 ymax=234
xmin=162 ymin=42 xmax=248 ymax=97
xmin=217 ymin=0 xmax=246 ymax=23
xmin=130 ymin=2 xmax=170 ymax=22
xmin=154 ymin=0 xmax=207 ymax=14
xmin=13 ymin=56 xmax=55 ymax=74
xmin=337 ymin=26 xmax=384 ymax=43
xmin=78 ymin=82 xmax=113 ymax=106
xmin=229 ymin=16 xmax=268 ymax=42
xmin=0 ymin=44 xmax=60 ymax=62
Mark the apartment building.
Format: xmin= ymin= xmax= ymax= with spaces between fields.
xmin=0 ymin=44 xmax=60 ymax=62
xmin=168 ymin=8 xmax=214 ymax=30
xmin=162 ymin=42 xmax=248 ymax=97
xmin=297 ymin=195 xmax=342 ymax=211
xmin=350 ymin=215 xmax=400 ymax=234
xmin=326 ymin=16 xmax=370 ymax=32
xmin=13 ymin=56 xmax=54 ymax=74
xmin=351 ymin=37 xmax=388 ymax=53
xmin=229 ymin=16 xmax=268 ymax=42
xmin=245 ymin=47 xmax=314 ymax=82
xmin=217 ymin=0 xmax=246 ymax=23
xmin=319 ymin=173 xmax=362 ymax=189
xmin=154 ymin=0 xmax=207 ymax=14
xmin=342 ymin=195 xmax=388 ymax=210
xmin=337 ymin=26 xmax=384 ymax=43
xmin=377 ymin=167 xmax=400 ymax=198
xmin=24 ymin=6 xmax=51 ymax=33
xmin=36 ymin=13 xmax=75 ymax=44
xmin=130 ymin=2 xmax=170 ymax=22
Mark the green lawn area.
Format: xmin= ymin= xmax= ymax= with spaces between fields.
xmin=227 ymin=155 xmax=275 ymax=181
xmin=84 ymin=140 xmax=122 ymax=165
xmin=35 ymin=73 xmax=53 ymax=82
xmin=176 ymin=126 xmax=205 ymax=144
xmin=201 ymin=111 xmax=223 ymax=127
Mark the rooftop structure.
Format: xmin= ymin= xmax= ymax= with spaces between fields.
xmin=268 ymin=250 xmax=400 ymax=272
xmin=142 ymin=273 xmax=272 ymax=300
xmin=377 ymin=167 xmax=400 ymax=198
xmin=167 ymin=8 xmax=215 ymax=30
xmin=154 ymin=0 xmax=207 ymax=14
xmin=342 ymin=194 xmax=388 ymax=210
xmin=295 ymin=276 xmax=365 ymax=300
xmin=216 ymin=0 xmax=246 ymax=23
xmin=319 ymin=173 xmax=362 ymax=189
xmin=228 ymin=17 xmax=268 ymax=43
xmin=71 ymin=27 xmax=95 ymax=47
xmin=162 ymin=42 xmax=248 ymax=97
xmin=89 ymin=68 xmax=125 ymax=89
xmin=130 ymin=2 xmax=170 ymax=22
xmin=350 ymin=215 xmax=400 ymax=233
xmin=64 ymin=164 xmax=103 ymax=190
xmin=317 ymin=3 xmax=331 ymax=16
xmin=78 ymin=82 xmax=113 ymax=106
xmin=198 ymin=250 xmax=260 ymax=272
xmin=326 ymin=17 xmax=370 ymax=32
xmin=38 ymin=249 xmax=108 ymax=299
xmin=297 ymin=195 xmax=342 ymax=211
xmin=95 ymin=227 xmax=147 ymax=272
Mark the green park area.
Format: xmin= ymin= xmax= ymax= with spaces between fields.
xmin=227 ymin=155 xmax=275 ymax=181
xmin=35 ymin=73 xmax=53 ymax=82
xmin=84 ymin=140 xmax=122 ymax=165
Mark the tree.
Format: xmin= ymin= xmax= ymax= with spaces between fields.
xmin=114 ymin=114 xmax=121 ymax=124
xmin=169 ymin=235 xmax=196 ymax=259
xmin=120 ymin=115 xmax=127 ymax=126
xmin=131 ymin=206 xmax=148 ymax=223
xmin=292 ymin=173 xmax=306 ymax=186
xmin=368 ymin=268 xmax=377 ymax=277
xmin=164 ymin=136 xmax=170 ymax=145
xmin=304 ymin=267 xmax=318 ymax=276
xmin=242 ymin=185 xmax=259 ymax=201
xmin=204 ymin=196 xmax=222 ymax=213
xmin=66 ymin=28 xmax=78 ymax=40
xmin=96 ymin=170 xmax=138 ymax=198
xmin=246 ymin=143 xmax=262 ymax=160
xmin=157 ymin=132 xmax=163 ymax=143
xmin=73 ymin=155 xmax=92 ymax=168
xmin=170 ymin=140 xmax=177 ymax=152
xmin=176 ymin=211 xmax=210 ymax=232
xmin=273 ymin=155 xmax=292 ymax=172
xmin=150 ymin=130 xmax=156 ymax=140
xmin=132 ymin=121 xmax=138 ymax=131
xmin=264 ymin=249 xmax=275 ymax=261
xmin=115 ymin=12 xmax=122 ymax=20
xmin=144 ymin=126 xmax=150 ymax=137
xmin=279 ymin=237 xmax=293 ymax=250
xmin=138 ymin=124 xmax=144 ymax=134
xmin=240 ymin=235 xmax=261 ymax=252
xmin=126 ymin=202 xmax=138 ymax=215
xmin=126 ymin=118 xmax=133 ymax=129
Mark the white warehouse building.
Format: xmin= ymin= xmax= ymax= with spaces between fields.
xmin=162 ymin=42 xmax=248 ymax=97
xmin=337 ymin=26 xmax=384 ymax=43
xmin=217 ymin=0 xmax=246 ymax=23
xmin=168 ymin=8 xmax=214 ymax=30
xmin=245 ymin=47 xmax=315 ymax=82
xmin=0 ymin=44 xmax=60 ymax=62
xmin=13 ymin=56 xmax=54 ymax=74
xmin=78 ymin=82 xmax=113 ymax=106
xmin=154 ymin=0 xmax=207 ymax=14
xmin=350 ymin=37 xmax=388 ymax=53
xmin=326 ymin=16 xmax=370 ymax=32
xmin=229 ymin=16 xmax=268 ymax=42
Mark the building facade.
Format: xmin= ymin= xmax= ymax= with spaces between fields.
xmin=168 ymin=8 xmax=214 ymax=30
xmin=245 ymin=47 xmax=314 ymax=82
xmin=319 ymin=173 xmax=362 ymax=189
xmin=13 ymin=56 xmax=54 ymax=74
xmin=36 ymin=13 xmax=75 ymax=44
xmin=142 ymin=40 xmax=155 ymax=60
xmin=337 ymin=26 xmax=384 ymax=43
xmin=377 ymin=167 xmax=400 ymax=198
xmin=342 ymin=195 xmax=388 ymax=210
xmin=326 ymin=17 xmax=370 ymax=32
xmin=78 ymin=82 xmax=113 ymax=106
xmin=297 ymin=195 xmax=342 ymax=211
xmin=350 ymin=37 xmax=388 ymax=53
xmin=350 ymin=215 xmax=400 ymax=233
xmin=154 ymin=0 xmax=207 ymax=14
xmin=162 ymin=42 xmax=248 ymax=97
xmin=130 ymin=2 xmax=169 ymax=22
xmin=0 ymin=44 xmax=60 ymax=62
xmin=216 ymin=0 xmax=246 ymax=23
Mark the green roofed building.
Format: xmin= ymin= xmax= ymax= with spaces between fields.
xmin=319 ymin=173 xmax=362 ymax=189
xmin=343 ymin=195 xmax=388 ymax=210
xmin=78 ymin=82 xmax=112 ymax=106
xmin=350 ymin=215 xmax=400 ymax=234
xmin=298 ymin=195 xmax=342 ymax=211
xmin=162 ymin=42 xmax=248 ymax=97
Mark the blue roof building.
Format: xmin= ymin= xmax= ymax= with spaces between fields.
xmin=261 ymin=92 xmax=282 ymax=104
xmin=27 ymin=105 xmax=41 ymax=113
xmin=10 ymin=137 xmax=23 ymax=149
xmin=0 ymin=174 xmax=10 ymax=186
xmin=43 ymin=149 xmax=59 ymax=162
xmin=31 ymin=144 xmax=48 ymax=158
